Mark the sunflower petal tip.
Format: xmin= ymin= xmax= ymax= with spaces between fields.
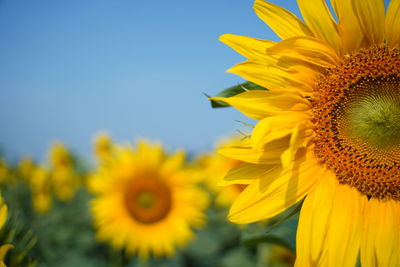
xmin=219 ymin=34 xmax=235 ymax=45
xmin=227 ymin=205 xmax=251 ymax=224
xmin=253 ymin=0 xmax=265 ymax=8
xmin=225 ymin=66 xmax=237 ymax=74
xmin=227 ymin=213 xmax=243 ymax=224
xmin=228 ymin=214 xmax=252 ymax=225
xmin=218 ymin=34 xmax=227 ymax=42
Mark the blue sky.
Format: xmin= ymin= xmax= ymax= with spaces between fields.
xmin=0 ymin=0 xmax=292 ymax=160
xmin=4 ymin=0 xmax=388 ymax=160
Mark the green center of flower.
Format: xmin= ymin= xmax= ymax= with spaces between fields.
xmin=136 ymin=191 xmax=156 ymax=209
xmin=346 ymin=94 xmax=400 ymax=149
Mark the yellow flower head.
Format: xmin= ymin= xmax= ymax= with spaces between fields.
xmin=17 ymin=158 xmax=53 ymax=214
xmin=49 ymin=142 xmax=72 ymax=169
xmin=89 ymin=140 xmax=208 ymax=259
xmin=216 ymin=0 xmax=400 ymax=266
xmin=48 ymin=142 xmax=80 ymax=201
xmin=93 ymin=132 xmax=114 ymax=161
xmin=17 ymin=157 xmax=35 ymax=182
xmin=30 ymin=166 xmax=52 ymax=214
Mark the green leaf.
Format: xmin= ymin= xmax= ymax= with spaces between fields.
xmin=208 ymin=81 xmax=267 ymax=108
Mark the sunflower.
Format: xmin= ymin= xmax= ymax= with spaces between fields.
xmin=213 ymin=0 xmax=400 ymax=266
xmin=17 ymin=157 xmax=35 ymax=183
xmin=49 ymin=142 xmax=80 ymax=201
xmin=89 ymin=140 xmax=208 ymax=259
xmin=93 ymin=132 xmax=114 ymax=162
xmin=30 ymin=166 xmax=52 ymax=213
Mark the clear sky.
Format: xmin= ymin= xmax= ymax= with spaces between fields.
xmin=0 ymin=0 xmax=388 ymax=160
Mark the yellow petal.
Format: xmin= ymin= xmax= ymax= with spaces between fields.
xmin=136 ymin=140 xmax=164 ymax=167
xmin=295 ymin=173 xmax=366 ymax=267
xmin=219 ymin=34 xmax=275 ymax=60
xmin=0 ymin=197 xmax=7 ymax=229
xmin=221 ymin=35 xmax=321 ymax=84
xmin=88 ymin=175 xmax=110 ymax=194
xmin=297 ymin=0 xmax=342 ymax=54
xmin=280 ymin=121 xmax=314 ymax=169
xmin=251 ymin=114 xmax=309 ymax=150
xmin=295 ymin=174 xmax=331 ymax=266
xmin=352 ymin=0 xmax=385 ymax=45
xmin=217 ymin=140 xmax=286 ymax=165
xmin=160 ymin=149 xmax=185 ymax=175
xmin=228 ymin=148 xmax=321 ymax=224
xmin=218 ymin=162 xmax=273 ymax=186
xmin=267 ymin=36 xmax=339 ymax=68
xmin=330 ymin=0 xmax=364 ymax=53
xmin=361 ymin=199 xmax=400 ymax=267
xmin=226 ymin=59 xmax=315 ymax=94
xmin=211 ymin=90 xmax=311 ymax=121
xmin=386 ymin=0 xmax=400 ymax=48
xmin=325 ymin=184 xmax=366 ymax=266
xmin=254 ymin=0 xmax=313 ymax=39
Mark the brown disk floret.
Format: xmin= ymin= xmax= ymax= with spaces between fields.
xmin=313 ymin=46 xmax=400 ymax=200
xmin=124 ymin=177 xmax=172 ymax=224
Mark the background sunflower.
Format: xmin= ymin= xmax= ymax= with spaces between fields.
xmin=89 ymin=141 xmax=208 ymax=259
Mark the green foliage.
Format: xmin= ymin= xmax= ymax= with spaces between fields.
xmin=0 ymin=200 xmax=38 ymax=267
xmin=32 ymin=189 xmax=109 ymax=267
xmin=240 ymin=201 xmax=302 ymax=252
xmin=207 ymin=81 xmax=267 ymax=108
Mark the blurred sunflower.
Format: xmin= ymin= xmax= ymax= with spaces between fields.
xmin=214 ymin=0 xmax=400 ymax=266
xmin=17 ymin=157 xmax=35 ymax=183
xmin=93 ymin=132 xmax=114 ymax=162
xmin=49 ymin=143 xmax=80 ymax=201
xmin=30 ymin=166 xmax=52 ymax=214
xmin=89 ymin=141 xmax=208 ymax=259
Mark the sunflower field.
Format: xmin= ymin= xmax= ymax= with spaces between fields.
xmin=2 ymin=0 xmax=400 ymax=266
xmin=0 ymin=132 xmax=297 ymax=267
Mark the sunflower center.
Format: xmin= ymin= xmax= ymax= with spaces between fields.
xmin=313 ymin=46 xmax=400 ymax=200
xmin=124 ymin=177 xmax=172 ymax=224
xmin=346 ymin=92 xmax=400 ymax=149
xmin=137 ymin=191 xmax=156 ymax=209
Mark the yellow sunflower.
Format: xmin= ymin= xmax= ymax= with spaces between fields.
xmin=89 ymin=140 xmax=208 ymax=259
xmin=213 ymin=0 xmax=400 ymax=266
xmin=17 ymin=157 xmax=35 ymax=183
xmin=93 ymin=132 xmax=114 ymax=162
xmin=49 ymin=142 xmax=80 ymax=201
xmin=30 ymin=166 xmax=52 ymax=214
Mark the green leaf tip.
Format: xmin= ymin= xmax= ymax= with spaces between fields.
xmin=207 ymin=81 xmax=267 ymax=108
